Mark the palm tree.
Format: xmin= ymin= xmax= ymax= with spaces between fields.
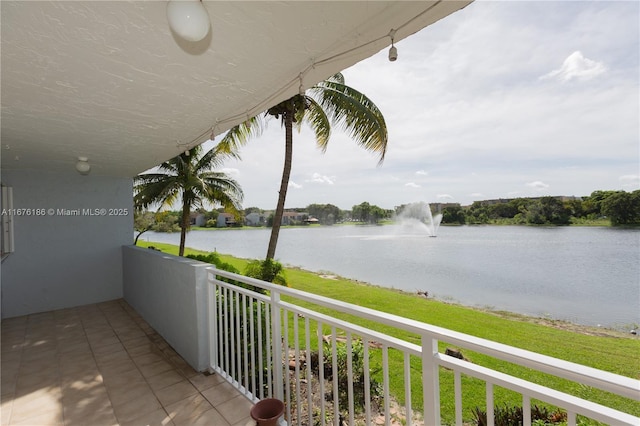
xmin=219 ymin=73 xmax=387 ymax=261
xmin=134 ymin=145 xmax=243 ymax=256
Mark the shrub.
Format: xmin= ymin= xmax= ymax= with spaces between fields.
xmin=472 ymin=404 xmax=567 ymax=426
xmin=244 ymin=258 xmax=288 ymax=286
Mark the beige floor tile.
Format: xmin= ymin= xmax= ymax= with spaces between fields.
xmin=61 ymin=374 xmax=105 ymax=391
xmin=57 ymin=338 xmax=90 ymax=352
xmin=232 ymin=417 xmax=256 ymax=426
xmin=15 ymin=369 xmax=60 ymax=394
xmin=188 ymin=373 xmax=225 ymax=392
xmin=88 ymin=335 xmax=121 ymax=350
xmin=11 ymin=409 xmax=64 ymax=426
xmin=164 ymin=394 xmax=213 ymax=425
xmin=96 ymin=358 xmax=137 ymax=377
xmin=1 ymin=397 xmax=13 ymax=425
xmin=102 ymin=369 xmax=147 ymax=392
xmin=59 ymin=357 xmax=99 ymax=376
xmin=119 ymin=407 xmax=173 ymax=426
xmin=146 ymin=370 xmax=185 ymax=392
xmin=216 ymin=394 xmax=254 ymax=425
xmin=201 ymin=380 xmax=241 ymax=407
xmin=62 ymin=386 xmax=117 ymax=426
xmin=133 ymin=352 xmax=165 ymax=368
xmin=111 ymin=392 xmax=161 ymax=423
xmin=153 ymin=380 xmax=198 ymax=407
xmin=107 ymin=382 xmax=155 ymax=407
xmin=1 ymin=372 xmax=17 ymax=395
xmin=94 ymin=349 xmax=133 ymax=366
xmin=176 ymin=407 xmax=230 ymax=426
xmin=92 ymin=341 xmax=124 ymax=356
xmin=10 ymin=389 xmax=62 ymax=424
xmin=138 ymin=360 xmax=174 ymax=379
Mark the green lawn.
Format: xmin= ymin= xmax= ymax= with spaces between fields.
xmin=136 ymin=241 xmax=640 ymax=424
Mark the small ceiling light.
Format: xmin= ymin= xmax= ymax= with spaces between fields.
xmin=388 ymin=29 xmax=398 ymax=62
xmin=76 ymin=157 xmax=91 ymax=175
xmin=167 ymin=0 xmax=211 ymax=42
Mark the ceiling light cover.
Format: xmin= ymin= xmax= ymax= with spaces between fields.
xmin=167 ymin=0 xmax=211 ymax=42
xmin=388 ymin=45 xmax=398 ymax=62
xmin=76 ymin=157 xmax=91 ymax=175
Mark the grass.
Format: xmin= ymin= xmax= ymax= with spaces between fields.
xmin=136 ymin=241 xmax=640 ymax=424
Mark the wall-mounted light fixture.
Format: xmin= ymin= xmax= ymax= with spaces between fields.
xmin=388 ymin=29 xmax=398 ymax=62
xmin=167 ymin=0 xmax=211 ymax=42
xmin=76 ymin=157 xmax=91 ymax=175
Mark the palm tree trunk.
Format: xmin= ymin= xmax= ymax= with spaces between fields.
xmin=266 ymin=107 xmax=294 ymax=260
xmin=179 ymin=197 xmax=190 ymax=256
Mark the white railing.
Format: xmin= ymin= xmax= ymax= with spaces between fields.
xmin=206 ymin=267 xmax=640 ymax=426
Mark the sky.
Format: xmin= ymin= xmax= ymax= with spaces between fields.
xmin=206 ymin=0 xmax=639 ymax=211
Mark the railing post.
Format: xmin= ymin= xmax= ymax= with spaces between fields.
xmin=422 ymin=334 xmax=440 ymax=425
xmin=271 ymin=290 xmax=284 ymax=401
xmin=207 ymin=270 xmax=218 ymax=371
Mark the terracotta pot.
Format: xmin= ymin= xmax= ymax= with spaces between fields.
xmin=250 ymin=398 xmax=284 ymax=426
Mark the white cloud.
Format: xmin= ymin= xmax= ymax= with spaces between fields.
xmin=307 ymin=173 xmax=334 ymax=185
xmin=416 ymin=170 xmax=428 ymax=176
xmin=405 ymin=182 xmax=421 ymax=188
xmin=470 ymin=192 xmax=484 ymax=198
xmin=540 ymin=51 xmax=606 ymax=82
xmin=526 ymin=181 xmax=550 ymax=191
xmin=619 ymin=174 xmax=640 ymax=190
xmin=289 ymin=181 xmax=302 ymax=189
xmin=437 ymin=194 xmax=453 ymax=200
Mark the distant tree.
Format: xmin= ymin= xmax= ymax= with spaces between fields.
xmin=306 ymin=203 xmax=343 ymax=225
xmin=133 ymin=211 xmax=155 ymax=244
xmin=352 ymin=202 xmax=371 ymax=223
xmin=153 ymin=211 xmax=181 ymax=233
xmin=467 ymin=201 xmax=490 ymax=224
xmin=583 ymin=190 xmax=620 ymax=217
xmin=601 ymin=190 xmax=640 ymax=225
xmin=134 ymin=145 xmax=243 ymax=256
xmin=442 ymin=205 xmax=466 ymax=224
xmin=525 ymin=197 xmax=570 ymax=225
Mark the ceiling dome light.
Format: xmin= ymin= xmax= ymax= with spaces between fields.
xmin=76 ymin=157 xmax=91 ymax=175
xmin=167 ymin=0 xmax=211 ymax=42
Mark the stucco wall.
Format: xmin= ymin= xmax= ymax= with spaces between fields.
xmin=122 ymin=245 xmax=210 ymax=371
xmin=0 ymin=169 xmax=133 ymax=318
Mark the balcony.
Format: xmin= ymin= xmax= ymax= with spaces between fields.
xmin=0 ymin=299 xmax=254 ymax=426
xmin=3 ymin=246 xmax=639 ymax=426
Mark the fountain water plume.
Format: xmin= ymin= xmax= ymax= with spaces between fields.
xmin=397 ymin=202 xmax=442 ymax=237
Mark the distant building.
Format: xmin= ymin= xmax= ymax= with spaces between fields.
xmin=281 ymin=211 xmax=308 ymax=225
xmin=216 ymin=213 xmax=236 ymax=227
xmin=246 ymin=212 xmax=266 ymax=226
xmin=190 ymin=212 xmax=206 ymax=227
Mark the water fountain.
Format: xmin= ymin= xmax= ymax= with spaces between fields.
xmin=397 ymin=202 xmax=443 ymax=237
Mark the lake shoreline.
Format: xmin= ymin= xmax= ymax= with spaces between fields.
xmin=139 ymin=240 xmax=637 ymax=339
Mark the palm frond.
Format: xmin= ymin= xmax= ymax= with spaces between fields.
xmin=310 ymin=79 xmax=388 ymax=164
xmin=303 ymin=97 xmax=331 ymax=152
xmin=217 ymin=115 xmax=266 ymax=155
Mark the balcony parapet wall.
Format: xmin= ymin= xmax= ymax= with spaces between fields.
xmin=122 ymin=245 xmax=209 ymax=371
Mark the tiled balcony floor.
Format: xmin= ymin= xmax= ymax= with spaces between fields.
xmin=1 ymin=299 xmax=254 ymax=426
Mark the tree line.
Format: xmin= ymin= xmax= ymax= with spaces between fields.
xmin=136 ymin=190 xmax=640 ymax=242
xmin=444 ymin=190 xmax=640 ymax=226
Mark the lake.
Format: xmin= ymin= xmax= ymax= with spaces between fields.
xmin=142 ymin=225 xmax=640 ymax=329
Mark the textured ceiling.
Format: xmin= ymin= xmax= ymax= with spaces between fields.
xmin=1 ymin=1 xmax=471 ymax=177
